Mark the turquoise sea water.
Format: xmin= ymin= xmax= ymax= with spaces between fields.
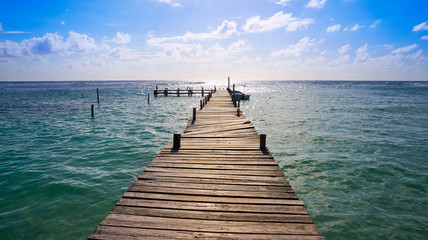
xmin=0 ymin=81 xmax=427 ymax=239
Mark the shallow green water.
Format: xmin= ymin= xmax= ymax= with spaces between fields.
xmin=0 ymin=81 xmax=427 ymax=239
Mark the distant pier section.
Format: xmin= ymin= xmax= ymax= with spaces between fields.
xmin=154 ymin=86 xmax=216 ymax=96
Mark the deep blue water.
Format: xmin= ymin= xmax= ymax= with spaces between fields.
xmin=0 ymin=80 xmax=427 ymax=239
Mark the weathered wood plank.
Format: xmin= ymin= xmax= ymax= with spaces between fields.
xmin=99 ymin=214 xmax=322 ymax=235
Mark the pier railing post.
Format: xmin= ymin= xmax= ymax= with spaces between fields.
xmin=173 ymin=134 xmax=181 ymax=149
xmin=97 ymin=88 xmax=100 ymax=104
xmin=200 ymin=100 xmax=203 ymax=109
xmin=202 ymin=87 xmax=204 ymax=96
xmin=193 ymin=107 xmax=196 ymax=121
xmin=260 ymin=134 xmax=266 ymax=150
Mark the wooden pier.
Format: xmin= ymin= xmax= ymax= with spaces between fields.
xmin=89 ymin=89 xmax=324 ymax=239
xmin=154 ymin=87 xmax=215 ymax=96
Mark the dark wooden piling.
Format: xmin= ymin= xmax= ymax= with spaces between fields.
xmin=173 ymin=134 xmax=181 ymax=149
xmin=260 ymin=134 xmax=266 ymax=150
xmin=192 ymin=107 xmax=196 ymax=121
xmin=147 ymin=93 xmax=150 ymax=104
xmin=91 ymin=104 xmax=94 ymax=118
xmin=96 ymin=88 xmax=99 ymax=104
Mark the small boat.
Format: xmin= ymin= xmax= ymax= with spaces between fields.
xmin=233 ymin=91 xmax=250 ymax=100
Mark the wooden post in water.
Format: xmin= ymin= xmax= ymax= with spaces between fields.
xmin=193 ymin=107 xmax=196 ymax=121
xmin=177 ymin=88 xmax=180 ymax=97
xmin=147 ymin=93 xmax=150 ymax=104
xmin=260 ymin=134 xmax=266 ymax=149
xmin=91 ymin=104 xmax=94 ymax=118
xmin=96 ymin=88 xmax=99 ymax=104
xmin=173 ymin=134 xmax=181 ymax=149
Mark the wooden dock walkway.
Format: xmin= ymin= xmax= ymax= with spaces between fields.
xmin=89 ymin=89 xmax=324 ymax=240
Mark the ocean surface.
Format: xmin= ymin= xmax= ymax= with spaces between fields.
xmin=0 ymin=80 xmax=427 ymax=239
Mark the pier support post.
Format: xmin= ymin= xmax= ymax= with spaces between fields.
xmin=260 ymin=134 xmax=266 ymax=150
xmin=164 ymin=88 xmax=168 ymax=96
xmin=97 ymin=88 xmax=99 ymax=104
xmin=193 ymin=107 xmax=196 ymax=121
xmin=178 ymin=88 xmax=180 ymax=97
xmin=173 ymin=134 xmax=181 ymax=149
xmin=148 ymin=93 xmax=150 ymax=104
xmin=91 ymin=104 xmax=94 ymax=118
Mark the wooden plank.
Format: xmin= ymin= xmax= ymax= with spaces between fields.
xmin=117 ymin=199 xmax=307 ymax=214
xmin=127 ymin=185 xmax=298 ymax=199
xmin=90 ymin=226 xmax=325 ymax=240
xmin=110 ymin=206 xmax=313 ymax=223
xmin=131 ymin=180 xmax=293 ymax=192
xmin=99 ymin=214 xmax=322 ymax=235
xmin=122 ymin=192 xmax=302 ymax=205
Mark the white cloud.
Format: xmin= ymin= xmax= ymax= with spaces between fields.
xmin=391 ymin=44 xmax=417 ymax=54
xmin=66 ymin=31 xmax=97 ymax=53
xmin=382 ymin=44 xmax=394 ymax=50
xmin=354 ymin=44 xmax=369 ymax=62
xmin=0 ymin=31 xmax=98 ymax=58
xmin=270 ymin=37 xmax=317 ymax=57
xmin=2 ymin=31 xmax=30 ymax=34
xmin=275 ymin=0 xmax=292 ymax=6
xmin=112 ymin=32 xmax=131 ymax=44
xmin=148 ymin=20 xmax=237 ymax=44
xmin=338 ymin=44 xmax=351 ymax=54
xmin=227 ymin=40 xmax=249 ymax=53
xmin=328 ymin=55 xmax=350 ymax=66
xmin=61 ymin=20 xmax=65 ymax=25
xmin=157 ymin=0 xmax=181 ymax=7
xmin=413 ymin=21 xmax=428 ymax=32
xmin=306 ymin=0 xmax=327 ymax=9
xmin=236 ymin=56 xmax=262 ymax=64
xmin=242 ymin=11 xmax=314 ymax=33
xmin=326 ymin=24 xmax=341 ymax=32
xmin=158 ymin=40 xmax=249 ymax=60
xmin=344 ymin=24 xmax=364 ymax=31
xmin=370 ymin=19 xmax=381 ymax=28
xmin=421 ymin=35 xmax=428 ymax=40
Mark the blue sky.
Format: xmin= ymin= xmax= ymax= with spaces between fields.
xmin=1 ymin=0 xmax=427 ymax=81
